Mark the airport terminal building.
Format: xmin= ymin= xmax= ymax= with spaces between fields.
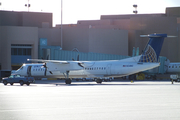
xmin=0 ymin=7 xmax=180 ymax=72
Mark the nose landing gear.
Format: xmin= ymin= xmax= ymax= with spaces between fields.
xmin=63 ymin=71 xmax=72 ymax=84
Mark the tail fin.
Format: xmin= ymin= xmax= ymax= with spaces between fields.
xmin=139 ymin=33 xmax=167 ymax=63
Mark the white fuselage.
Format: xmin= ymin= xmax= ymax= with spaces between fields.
xmin=14 ymin=56 xmax=160 ymax=79
xmin=167 ymin=63 xmax=180 ymax=73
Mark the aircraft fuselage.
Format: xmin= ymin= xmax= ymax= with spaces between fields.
xmin=15 ymin=59 xmax=159 ymax=79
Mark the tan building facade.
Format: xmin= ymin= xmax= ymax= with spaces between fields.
xmin=62 ymin=26 xmax=128 ymax=55
xmin=0 ymin=26 xmax=39 ymax=70
xmin=72 ymin=7 xmax=180 ymax=62
xmin=0 ymin=11 xmax=60 ymax=70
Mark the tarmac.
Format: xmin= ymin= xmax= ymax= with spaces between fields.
xmin=0 ymin=80 xmax=180 ymax=120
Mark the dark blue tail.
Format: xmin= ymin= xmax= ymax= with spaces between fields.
xmin=139 ymin=33 xmax=167 ymax=62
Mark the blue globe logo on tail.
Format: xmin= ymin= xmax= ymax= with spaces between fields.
xmin=139 ymin=45 xmax=157 ymax=62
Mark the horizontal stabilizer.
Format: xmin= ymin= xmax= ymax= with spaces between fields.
xmin=140 ymin=34 xmax=176 ymax=38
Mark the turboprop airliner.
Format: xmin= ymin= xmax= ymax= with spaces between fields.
xmin=167 ymin=63 xmax=180 ymax=73
xmin=14 ymin=33 xmax=172 ymax=84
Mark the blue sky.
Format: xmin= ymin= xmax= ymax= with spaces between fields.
xmin=0 ymin=0 xmax=180 ymax=26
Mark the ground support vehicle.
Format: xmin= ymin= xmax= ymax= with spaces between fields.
xmin=170 ymin=74 xmax=180 ymax=84
xmin=2 ymin=74 xmax=35 ymax=86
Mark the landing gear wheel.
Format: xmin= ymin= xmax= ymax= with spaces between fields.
xmin=96 ymin=79 xmax=102 ymax=84
xmin=152 ymin=75 xmax=157 ymax=80
xmin=65 ymin=79 xmax=72 ymax=84
xmin=128 ymin=75 xmax=133 ymax=80
xmin=3 ymin=81 xmax=7 ymax=85
xmin=26 ymin=82 xmax=30 ymax=86
xmin=20 ymin=81 xmax=24 ymax=86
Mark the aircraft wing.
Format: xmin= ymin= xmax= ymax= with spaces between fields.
xmin=27 ymin=59 xmax=94 ymax=67
xmin=27 ymin=59 xmax=69 ymax=64
xmin=27 ymin=59 xmax=95 ymax=72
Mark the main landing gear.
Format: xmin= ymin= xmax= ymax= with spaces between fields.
xmin=63 ymin=71 xmax=72 ymax=84
xmin=94 ymin=78 xmax=102 ymax=84
xmin=65 ymin=79 xmax=72 ymax=84
xmin=128 ymin=74 xmax=136 ymax=83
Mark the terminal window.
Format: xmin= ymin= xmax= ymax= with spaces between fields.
xmin=11 ymin=48 xmax=31 ymax=56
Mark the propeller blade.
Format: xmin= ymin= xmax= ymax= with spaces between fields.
xmin=72 ymin=54 xmax=79 ymax=61
xmin=43 ymin=63 xmax=47 ymax=76
xmin=44 ymin=68 xmax=47 ymax=76
xmin=77 ymin=54 xmax=79 ymax=61
xmin=43 ymin=63 xmax=47 ymax=68
xmin=78 ymin=63 xmax=84 ymax=68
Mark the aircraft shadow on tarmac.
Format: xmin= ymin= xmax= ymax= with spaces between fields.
xmin=2 ymin=80 xmax=178 ymax=87
xmin=34 ymin=80 xmax=177 ymax=87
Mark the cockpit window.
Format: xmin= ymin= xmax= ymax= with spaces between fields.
xmin=17 ymin=66 xmax=24 ymax=71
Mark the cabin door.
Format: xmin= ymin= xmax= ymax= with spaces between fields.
xmin=27 ymin=66 xmax=32 ymax=77
xmin=106 ymin=64 xmax=112 ymax=75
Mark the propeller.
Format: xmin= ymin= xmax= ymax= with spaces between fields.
xmin=77 ymin=54 xmax=79 ymax=61
xmin=42 ymin=63 xmax=47 ymax=76
xmin=42 ymin=63 xmax=53 ymax=75
xmin=72 ymin=54 xmax=84 ymax=68
xmin=78 ymin=63 xmax=84 ymax=68
xmin=41 ymin=54 xmax=49 ymax=60
xmin=72 ymin=54 xmax=79 ymax=61
xmin=49 ymin=71 xmax=53 ymax=74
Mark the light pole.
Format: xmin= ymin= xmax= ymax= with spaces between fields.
xmin=133 ymin=4 xmax=138 ymax=14
xmin=0 ymin=2 xmax=2 ymax=10
xmin=61 ymin=0 xmax=63 ymax=49
xmin=25 ymin=0 xmax=31 ymax=12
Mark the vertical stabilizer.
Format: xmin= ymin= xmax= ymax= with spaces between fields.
xmin=139 ymin=33 xmax=167 ymax=62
